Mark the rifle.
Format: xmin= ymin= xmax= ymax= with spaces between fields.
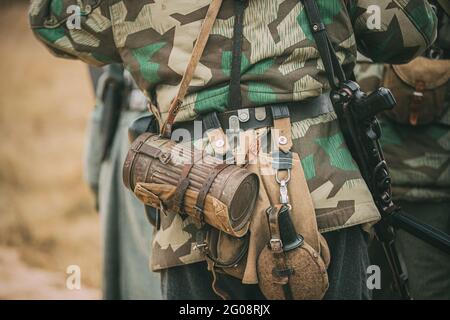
xmin=331 ymin=82 xmax=450 ymax=299
xmin=302 ymin=0 xmax=450 ymax=299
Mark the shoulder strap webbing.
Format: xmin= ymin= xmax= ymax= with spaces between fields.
xmin=161 ymin=0 xmax=224 ymax=138
xmin=228 ymin=0 xmax=248 ymax=110
xmin=301 ymin=0 xmax=346 ymax=90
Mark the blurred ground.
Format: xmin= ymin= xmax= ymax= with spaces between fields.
xmin=0 ymin=247 xmax=98 ymax=300
xmin=0 ymin=2 xmax=101 ymax=299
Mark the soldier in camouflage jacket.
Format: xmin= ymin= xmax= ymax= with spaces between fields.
xmin=29 ymin=0 xmax=437 ymax=299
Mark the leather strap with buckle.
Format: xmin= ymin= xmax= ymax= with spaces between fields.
xmin=267 ymin=205 xmax=294 ymax=299
xmin=195 ymin=163 xmax=230 ymax=222
xmin=409 ymin=80 xmax=425 ymax=125
xmin=171 ymin=163 xmax=195 ymax=214
xmin=194 ymin=163 xmax=230 ymax=253
xmin=161 ymin=0 xmax=224 ymax=138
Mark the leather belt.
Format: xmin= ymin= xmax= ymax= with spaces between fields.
xmin=172 ymin=93 xmax=334 ymax=135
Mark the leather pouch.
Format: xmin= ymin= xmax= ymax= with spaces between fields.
xmin=382 ymin=57 xmax=450 ymax=125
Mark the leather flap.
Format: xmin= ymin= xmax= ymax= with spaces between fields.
xmin=392 ymin=57 xmax=450 ymax=90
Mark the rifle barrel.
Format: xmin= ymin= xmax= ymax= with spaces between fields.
xmin=390 ymin=210 xmax=450 ymax=255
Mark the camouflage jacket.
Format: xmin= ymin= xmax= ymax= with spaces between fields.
xmin=30 ymin=0 xmax=437 ymax=271
xmin=355 ymin=57 xmax=450 ymax=203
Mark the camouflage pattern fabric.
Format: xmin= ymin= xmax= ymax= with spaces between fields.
xmin=355 ymin=59 xmax=450 ymax=202
xmin=291 ymin=113 xmax=380 ymax=233
xmin=29 ymin=0 xmax=437 ymax=120
xmin=29 ymin=0 xmax=437 ymax=270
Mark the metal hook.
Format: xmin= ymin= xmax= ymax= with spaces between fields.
xmin=275 ymin=169 xmax=291 ymax=184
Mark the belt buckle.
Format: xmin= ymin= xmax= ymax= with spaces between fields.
xmin=194 ymin=230 xmax=208 ymax=251
xmin=269 ymin=238 xmax=283 ymax=251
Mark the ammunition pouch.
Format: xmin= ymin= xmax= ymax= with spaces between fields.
xmin=206 ymin=229 xmax=249 ymax=279
xmin=382 ymin=57 xmax=450 ymax=125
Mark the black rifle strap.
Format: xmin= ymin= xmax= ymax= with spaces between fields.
xmin=228 ymin=0 xmax=247 ymax=110
xmin=301 ymin=0 xmax=346 ymax=90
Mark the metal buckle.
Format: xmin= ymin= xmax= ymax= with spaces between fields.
xmin=194 ymin=205 xmax=204 ymax=214
xmin=193 ymin=205 xmax=206 ymax=223
xmin=132 ymin=140 xmax=145 ymax=153
xmin=279 ymin=180 xmax=289 ymax=205
xmin=269 ymin=238 xmax=283 ymax=251
xmin=275 ymin=169 xmax=291 ymax=184
xmin=275 ymin=169 xmax=291 ymax=205
xmin=194 ymin=242 xmax=208 ymax=251
xmin=194 ymin=230 xmax=208 ymax=251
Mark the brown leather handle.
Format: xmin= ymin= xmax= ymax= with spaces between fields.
xmin=161 ymin=0 xmax=224 ymax=138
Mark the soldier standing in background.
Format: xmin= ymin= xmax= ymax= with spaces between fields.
xmin=355 ymin=0 xmax=450 ymax=299
xmin=84 ymin=65 xmax=161 ymax=299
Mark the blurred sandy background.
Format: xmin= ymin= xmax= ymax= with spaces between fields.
xmin=0 ymin=1 xmax=101 ymax=299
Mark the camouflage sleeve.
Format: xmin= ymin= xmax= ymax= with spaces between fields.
xmin=29 ymin=0 xmax=120 ymax=66
xmin=350 ymin=0 xmax=438 ymax=64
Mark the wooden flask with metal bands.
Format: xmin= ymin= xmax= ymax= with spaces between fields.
xmin=123 ymin=133 xmax=259 ymax=237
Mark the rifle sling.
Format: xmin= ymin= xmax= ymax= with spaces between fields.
xmin=228 ymin=0 xmax=248 ymax=110
xmin=300 ymin=0 xmax=346 ymax=89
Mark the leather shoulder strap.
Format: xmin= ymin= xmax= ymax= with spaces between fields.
xmin=301 ymin=0 xmax=346 ymax=89
xmin=161 ymin=0 xmax=224 ymax=138
xmin=228 ymin=0 xmax=247 ymax=110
